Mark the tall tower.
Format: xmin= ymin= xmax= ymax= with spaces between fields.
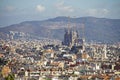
xmin=63 ymin=28 xmax=79 ymax=47
xmin=62 ymin=17 xmax=85 ymax=47
xmin=63 ymin=28 xmax=71 ymax=46
xmin=62 ymin=16 xmax=71 ymax=46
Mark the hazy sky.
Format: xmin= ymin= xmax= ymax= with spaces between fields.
xmin=0 ymin=0 xmax=120 ymax=27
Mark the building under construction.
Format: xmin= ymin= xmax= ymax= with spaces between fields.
xmin=62 ymin=25 xmax=85 ymax=51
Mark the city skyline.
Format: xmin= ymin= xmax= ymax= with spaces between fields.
xmin=0 ymin=0 xmax=120 ymax=27
xmin=0 ymin=1 xmax=120 ymax=80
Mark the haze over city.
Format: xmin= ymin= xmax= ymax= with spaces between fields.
xmin=0 ymin=0 xmax=120 ymax=80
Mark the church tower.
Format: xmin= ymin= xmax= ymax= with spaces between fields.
xmin=62 ymin=28 xmax=79 ymax=47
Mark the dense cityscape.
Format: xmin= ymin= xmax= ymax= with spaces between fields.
xmin=0 ymin=0 xmax=120 ymax=80
xmin=0 ymin=27 xmax=120 ymax=80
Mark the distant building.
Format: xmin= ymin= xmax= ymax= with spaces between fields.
xmin=62 ymin=28 xmax=79 ymax=47
xmin=62 ymin=28 xmax=85 ymax=52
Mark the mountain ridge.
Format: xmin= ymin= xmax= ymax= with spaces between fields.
xmin=0 ymin=16 xmax=120 ymax=43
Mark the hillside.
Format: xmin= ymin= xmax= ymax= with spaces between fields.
xmin=0 ymin=16 xmax=120 ymax=43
